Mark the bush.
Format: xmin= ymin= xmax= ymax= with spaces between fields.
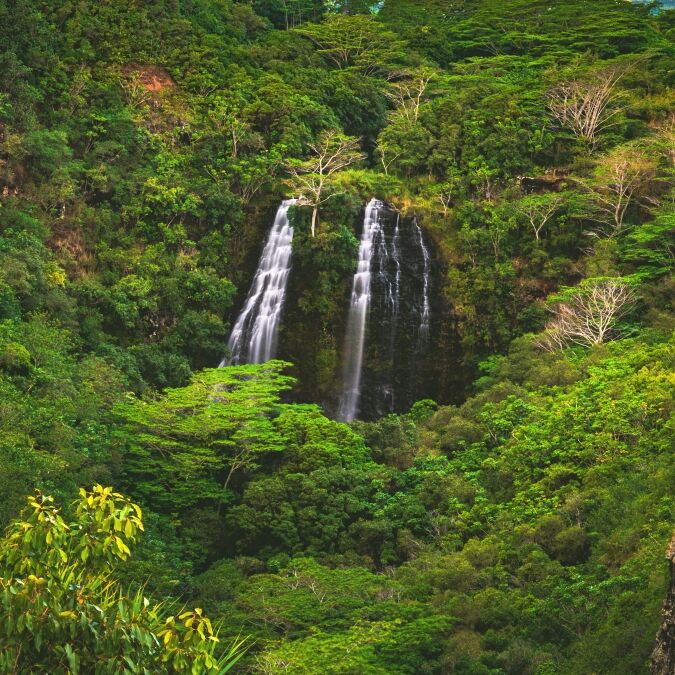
xmin=0 ymin=341 xmax=31 ymax=373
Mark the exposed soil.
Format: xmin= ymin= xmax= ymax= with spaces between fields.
xmin=122 ymin=64 xmax=175 ymax=92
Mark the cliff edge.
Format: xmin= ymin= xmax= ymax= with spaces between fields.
xmin=651 ymin=534 xmax=675 ymax=674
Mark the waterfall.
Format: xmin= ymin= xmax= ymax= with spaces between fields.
xmin=337 ymin=199 xmax=384 ymax=422
xmin=414 ymin=217 xmax=431 ymax=341
xmin=375 ymin=211 xmax=397 ymax=318
xmin=221 ymin=199 xmax=296 ymax=366
xmin=337 ymin=202 xmax=434 ymax=421
xmin=392 ymin=213 xmax=401 ymax=317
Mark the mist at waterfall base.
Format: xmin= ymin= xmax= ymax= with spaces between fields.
xmin=222 ymin=199 xmax=295 ymax=366
xmin=337 ymin=200 xmax=436 ymax=422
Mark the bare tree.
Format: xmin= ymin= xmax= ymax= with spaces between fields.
xmin=375 ymin=138 xmax=400 ymax=175
xmin=386 ymin=68 xmax=435 ymax=123
xmin=435 ymin=186 xmax=454 ymax=218
xmin=515 ymin=193 xmax=565 ymax=242
xmin=576 ymin=144 xmax=658 ymax=237
xmin=536 ymin=279 xmax=635 ymax=351
xmin=284 ymin=130 xmax=364 ymax=236
xmin=547 ymin=66 xmax=626 ymax=151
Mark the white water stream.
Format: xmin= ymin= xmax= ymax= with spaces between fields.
xmin=337 ymin=199 xmax=384 ymax=422
xmin=222 ymin=199 xmax=296 ymax=366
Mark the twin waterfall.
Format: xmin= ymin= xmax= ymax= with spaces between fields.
xmin=222 ymin=198 xmax=432 ymax=421
xmin=221 ymin=199 xmax=295 ymax=366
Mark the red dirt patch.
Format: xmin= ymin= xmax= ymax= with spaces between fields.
xmin=122 ymin=64 xmax=175 ymax=92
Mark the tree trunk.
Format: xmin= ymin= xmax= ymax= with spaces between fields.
xmin=311 ymin=206 xmax=318 ymax=237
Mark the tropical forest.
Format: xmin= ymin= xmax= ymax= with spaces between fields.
xmin=0 ymin=0 xmax=674 ymax=673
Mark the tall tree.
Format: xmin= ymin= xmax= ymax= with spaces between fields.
xmin=385 ymin=68 xmax=436 ymax=123
xmin=576 ymin=143 xmax=659 ymax=237
xmin=536 ymin=278 xmax=636 ymax=351
xmin=296 ymin=14 xmax=407 ymax=75
xmin=115 ymin=363 xmax=295 ymax=513
xmin=547 ymin=65 xmax=627 ymax=151
xmin=514 ymin=192 xmax=566 ymax=242
xmin=284 ymin=130 xmax=364 ymax=236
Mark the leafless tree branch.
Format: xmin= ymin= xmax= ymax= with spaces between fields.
xmin=547 ymin=66 xmax=627 ymax=151
xmin=536 ymin=279 xmax=635 ymax=351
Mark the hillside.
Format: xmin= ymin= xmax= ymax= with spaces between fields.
xmin=0 ymin=0 xmax=673 ymax=672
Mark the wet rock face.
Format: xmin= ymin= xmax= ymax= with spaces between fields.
xmin=358 ymin=204 xmax=438 ymax=420
xmin=651 ymin=535 xmax=675 ymax=675
xmin=278 ymin=200 xmax=466 ymax=420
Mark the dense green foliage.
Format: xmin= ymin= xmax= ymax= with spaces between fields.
xmin=1 ymin=0 xmax=672 ymax=394
xmin=0 ymin=485 xmax=244 ymax=673
xmin=0 ymin=0 xmax=673 ymax=672
xmin=192 ymin=337 xmax=673 ymax=673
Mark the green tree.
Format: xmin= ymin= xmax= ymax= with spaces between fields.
xmin=284 ymin=130 xmax=364 ymax=235
xmin=116 ymin=362 xmax=295 ymax=513
xmin=226 ymin=406 xmax=379 ymax=559
xmin=296 ymin=14 xmax=407 ymax=75
xmin=0 ymin=485 xmax=245 ymax=673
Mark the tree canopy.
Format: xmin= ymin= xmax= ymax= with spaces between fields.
xmin=0 ymin=0 xmax=673 ymax=672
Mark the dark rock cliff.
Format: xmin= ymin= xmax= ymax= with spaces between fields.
xmin=651 ymin=534 xmax=675 ymax=675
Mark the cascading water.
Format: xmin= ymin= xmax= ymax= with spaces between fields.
xmin=414 ymin=217 xmax=431 ymax=341
xmin=375 ymin=211 xmax=397 ymax=318
xmin=370 ymin=206 xmax=401 ymax=415
xmin=337 ymin=201 xmax=434 ymax=421
xmin=221 ymin=199 xmax=296 ymax=366
xmin=392 ymin=213 xmax=402 ymax=317
xmin=337 ymin=199 xmax=384 ymax=422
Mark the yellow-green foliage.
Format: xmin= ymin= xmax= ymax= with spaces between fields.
xmin=0 ymin=485 xmax=244 ymax=674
